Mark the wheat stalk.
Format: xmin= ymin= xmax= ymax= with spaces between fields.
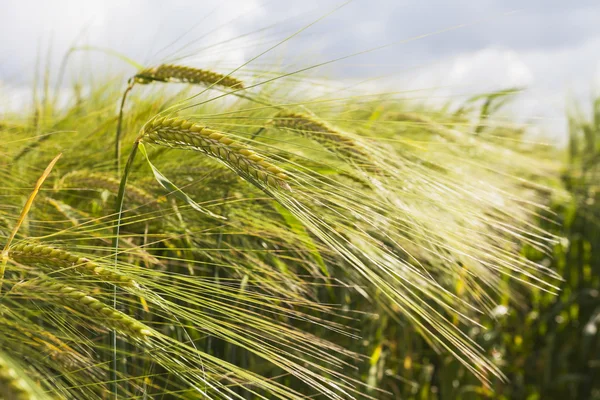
xmin=18 ymin=278 xmax=152 ymax=341
xmin=9 ymin=243 xmax=138 ymax=288
xmin=140 ymin=117 xmax=291 ymax=191
xmin=134 ymin=64 xmax=244 ymax=89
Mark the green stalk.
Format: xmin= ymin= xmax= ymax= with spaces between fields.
xmin=115 ymin=80 xmax=135 ymax=174
xmin=110 ymin=139 xmax=140 ymax=398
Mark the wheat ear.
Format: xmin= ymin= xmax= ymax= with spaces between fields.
xmin=141 ymin=117 xmax=291 ymax=191
xmin=9 ymin=243 xmax=138 ymax=288
xmin=60 ymin=170 xmax=158 ymax=208
xmin=270 ymin=110 xmax=370 ymax=160
xmin=386 ymin=111 xmax=465 ymax=141
xmin=0 ymin=314 xmax=93 ymax=372
xmin=134 ymin=64 xmax=244 ymax=89
xmin=19 ymin=278 xmax=152 ymax=340
xmin=116 ymin=65 xmax=244 ymax=172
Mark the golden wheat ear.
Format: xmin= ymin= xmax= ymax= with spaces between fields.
xmin=134 ymin=64 xmax=244 ymax=89
xmin=140 ymin=117 xmax=291 ymax=191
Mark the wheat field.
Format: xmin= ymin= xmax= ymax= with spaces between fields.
xmin=0 ymin=8 xmax=598 ymax=400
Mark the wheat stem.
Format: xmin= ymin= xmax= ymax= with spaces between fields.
xmin=1 ymin=154 xmax=61 ymax=293
xmin=111 ymin=139 xmax=140 ymax=399
xmin=115 ymin=80 xmax=135 ymax=174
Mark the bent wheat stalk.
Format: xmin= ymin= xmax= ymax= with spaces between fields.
xmin=114 ymin=80 xmax=135 ymax=173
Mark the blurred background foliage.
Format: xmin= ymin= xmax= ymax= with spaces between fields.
xmin=363 ymin=96 xmax=600 ymax=399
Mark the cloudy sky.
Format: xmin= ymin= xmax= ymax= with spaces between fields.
xmin=1 ymin=0 xmax=599 ymax=142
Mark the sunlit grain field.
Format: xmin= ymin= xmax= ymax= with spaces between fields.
xmin=0 ymin=5 xmax=598 ymax=399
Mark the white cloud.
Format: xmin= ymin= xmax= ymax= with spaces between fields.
xmin=376 ymin=37 xmax=600 ymax=144
xmin=1 ymin=1 xmax=599 ymax=142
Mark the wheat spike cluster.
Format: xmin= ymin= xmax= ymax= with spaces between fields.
xmin=0 ymin=25 xmax=568 ymax=397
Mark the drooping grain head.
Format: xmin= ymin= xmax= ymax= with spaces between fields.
xmin=386 ymin=111 xmax=463 ymax=141
xmin=0 ymin=313 xmax=94 ymax=373
xmin=19 ymin=278 xmax=152 ymax=341
xmin=269 ymin=110 xmax=372 ymax=163
xmin=141 ymin=117 xmax=291 ymax=191
xmin=9 ymin=242 xmax=138 ymax=289
xmin=60 ymin=171 xmax=158 ymax=208
xmin=134 ymin=64 xmax=244 ymax=89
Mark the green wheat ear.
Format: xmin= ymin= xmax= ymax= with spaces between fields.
xmin=9 ymin=242 xmax=139 ymax=289
xmin=60 ymin=170 xmax=159 ymax=209
xmin=141 ymin=116 xmax=291 ymax=191
xmin=18 ymin=278 xmax=152 ymax=341
xmin=115 ymin=64 xmax=245 ymax=173
xmin=269 ymin=110 xmax=375 ymax=166
xmin=134 ymin=64 xmax=244 ymax=89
